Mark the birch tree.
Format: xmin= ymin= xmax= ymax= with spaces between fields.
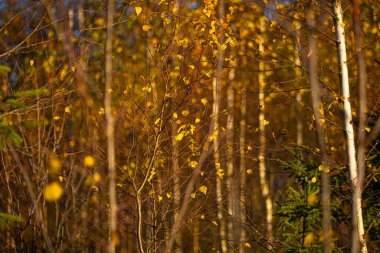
xmin=332 ymin=1 xmax=368 ymax=252
xmin=105 ymin=0 xmax=117 ymax=252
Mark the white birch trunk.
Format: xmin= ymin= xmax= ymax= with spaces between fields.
xmin=105 ymin=0 xmax=117 ymax=252
xmin=332 ymin=1 xmax=368 ymax=252
xmin=214 ymin=0 xmax=227 ymax=251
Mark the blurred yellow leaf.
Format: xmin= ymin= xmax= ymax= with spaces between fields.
xmin=93 ymin=172 xmax=101 ymax=183
xmin=84 ymin=155 xmax=96 ymax=168
xmin=217 ymin=169 xmax=224 ymax=179
xmin=64 ymin=106 xmax=71 ymax=113
xmin=189 ymin=161 xmax=197 ymax=168
xmin=304 ymin=232 xmax=315 ymax=247
xmin=176 ymin=132 xmax=184 ymax=141
xmin=49 ymin=157 xmax=62 ymax=174
xmin=199 ymin=185 xmax=207 ymax=195
xmin=142 ymin=25 xmax=151 ymax=31
xmin=44 ymin=182 xmax=63 ymax=202
xmin=307 ymin=194 xmax=318 ymax=206
xmin=135 ymin=6 xmax=142 ymax=16
xmin=182 ymin=110 xmax=189 ymax=117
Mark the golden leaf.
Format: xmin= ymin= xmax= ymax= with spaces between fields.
xmin=84 ymin=155 xmax=96 ymax=168
xmin=142 ymin=25 xmax=151 ymax=32
xmin=135 ymin=6 xmax=142 ymax=16
xmin=49 ymin=157 xmax=62 ymax=174
xmin=189 ymin=161 xmax=197 ymax=168
xmin=44 ymin=182 xmax=63 ymax=202
xmin=199 ymin=185 xmax=207 ymax=195
xmin=176 ymin=132 xmax=184 ymax=141
xmin=304 ymin=232 xmax=315 ymax=247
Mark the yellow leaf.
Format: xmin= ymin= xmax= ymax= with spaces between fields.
xmin=148 ymin=169 xmax=156 ymax=182
xmin=142 ymin=25 xmax=151 ymax=31
xmin=166 ymin=192 xmax=172 ymax=199
xmin=191 ymin=192 xmax=196 ymax=198
xmin=221 ymin=43 xmax=227 ymax=51
xmin=246 ymin=169 xmax=253 ymax=175
xmin=84 ymin=155 xmax=96 ymax=168
xmin=244 ymin=242 xmax=251 ymax=248
xmin=307 ymin=194 xmax=318 ymax=206
xmin=304 ymin=232 xmax=315 ymax=247
xmin=49 ymin=157 xmax=62 ymax=174
xmin=176 ymin=132 xmax=184 ymax=141
xmin=365 ymin=127 xmax=371 ymax=133
xmin=311 ymin=177 xmax=317 ymax=184
xmin=64 ymin=106 xmax=71 ymax=113
xmin=58 ymin=176 xmax=63 ymax=182
xmin=93 ymin=172 xmax=101 ymax=183
xmin=44 ymin=182 xmax=63 ymax=202
xmin=135 ymin=6 xmax=142 ymax=16
xmin=173 ymin=112 xmax=178 ymax=119
xmin=212 ymin=220 xmax=218 ymax=226
xmin=189 ymin=161 xmax=197 ymax=168
xmin=158 ymin=195 xmax=163 ymax=202
xmin=195 ymin=118 xmax=201 ymax=123
xmin=217 ymin=169 xmax=224 ymax=179
xmin=154 ymin=117 xmax=161 ymax=126
xmin=182 ymin=110 xmax=189 ymax=117
xmin=53 ymin=116 xmax=60 ymax=120
xmin=201 ymin=98 xmax=207 ymax=105
xmin=201 ymin=214 xmax=205 ymax=219
xmin=199 ymin=185 xmax=207 ymax=195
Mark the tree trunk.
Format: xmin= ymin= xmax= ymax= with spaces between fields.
xmin=172 ymin=112 xmax=183 ymax=253
xmin=239 ymin=81 xmax=247 ymax=253
xmin=307 ymin=6 xmax=332 ymax=253
xmin=257 ymin=17 xmax=273 ymax=250
xmin=332 ymin=1 xmax=368 ymax=252
xmin=226 ymin=68 xmax=236 ymax=247
xmin=214 ymin=0 xmax=227 ymax=251
xmin=351 ymin=1 xmax=368 ymax=251
xmin=105 ymin=0 xmax=117 ymax=252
